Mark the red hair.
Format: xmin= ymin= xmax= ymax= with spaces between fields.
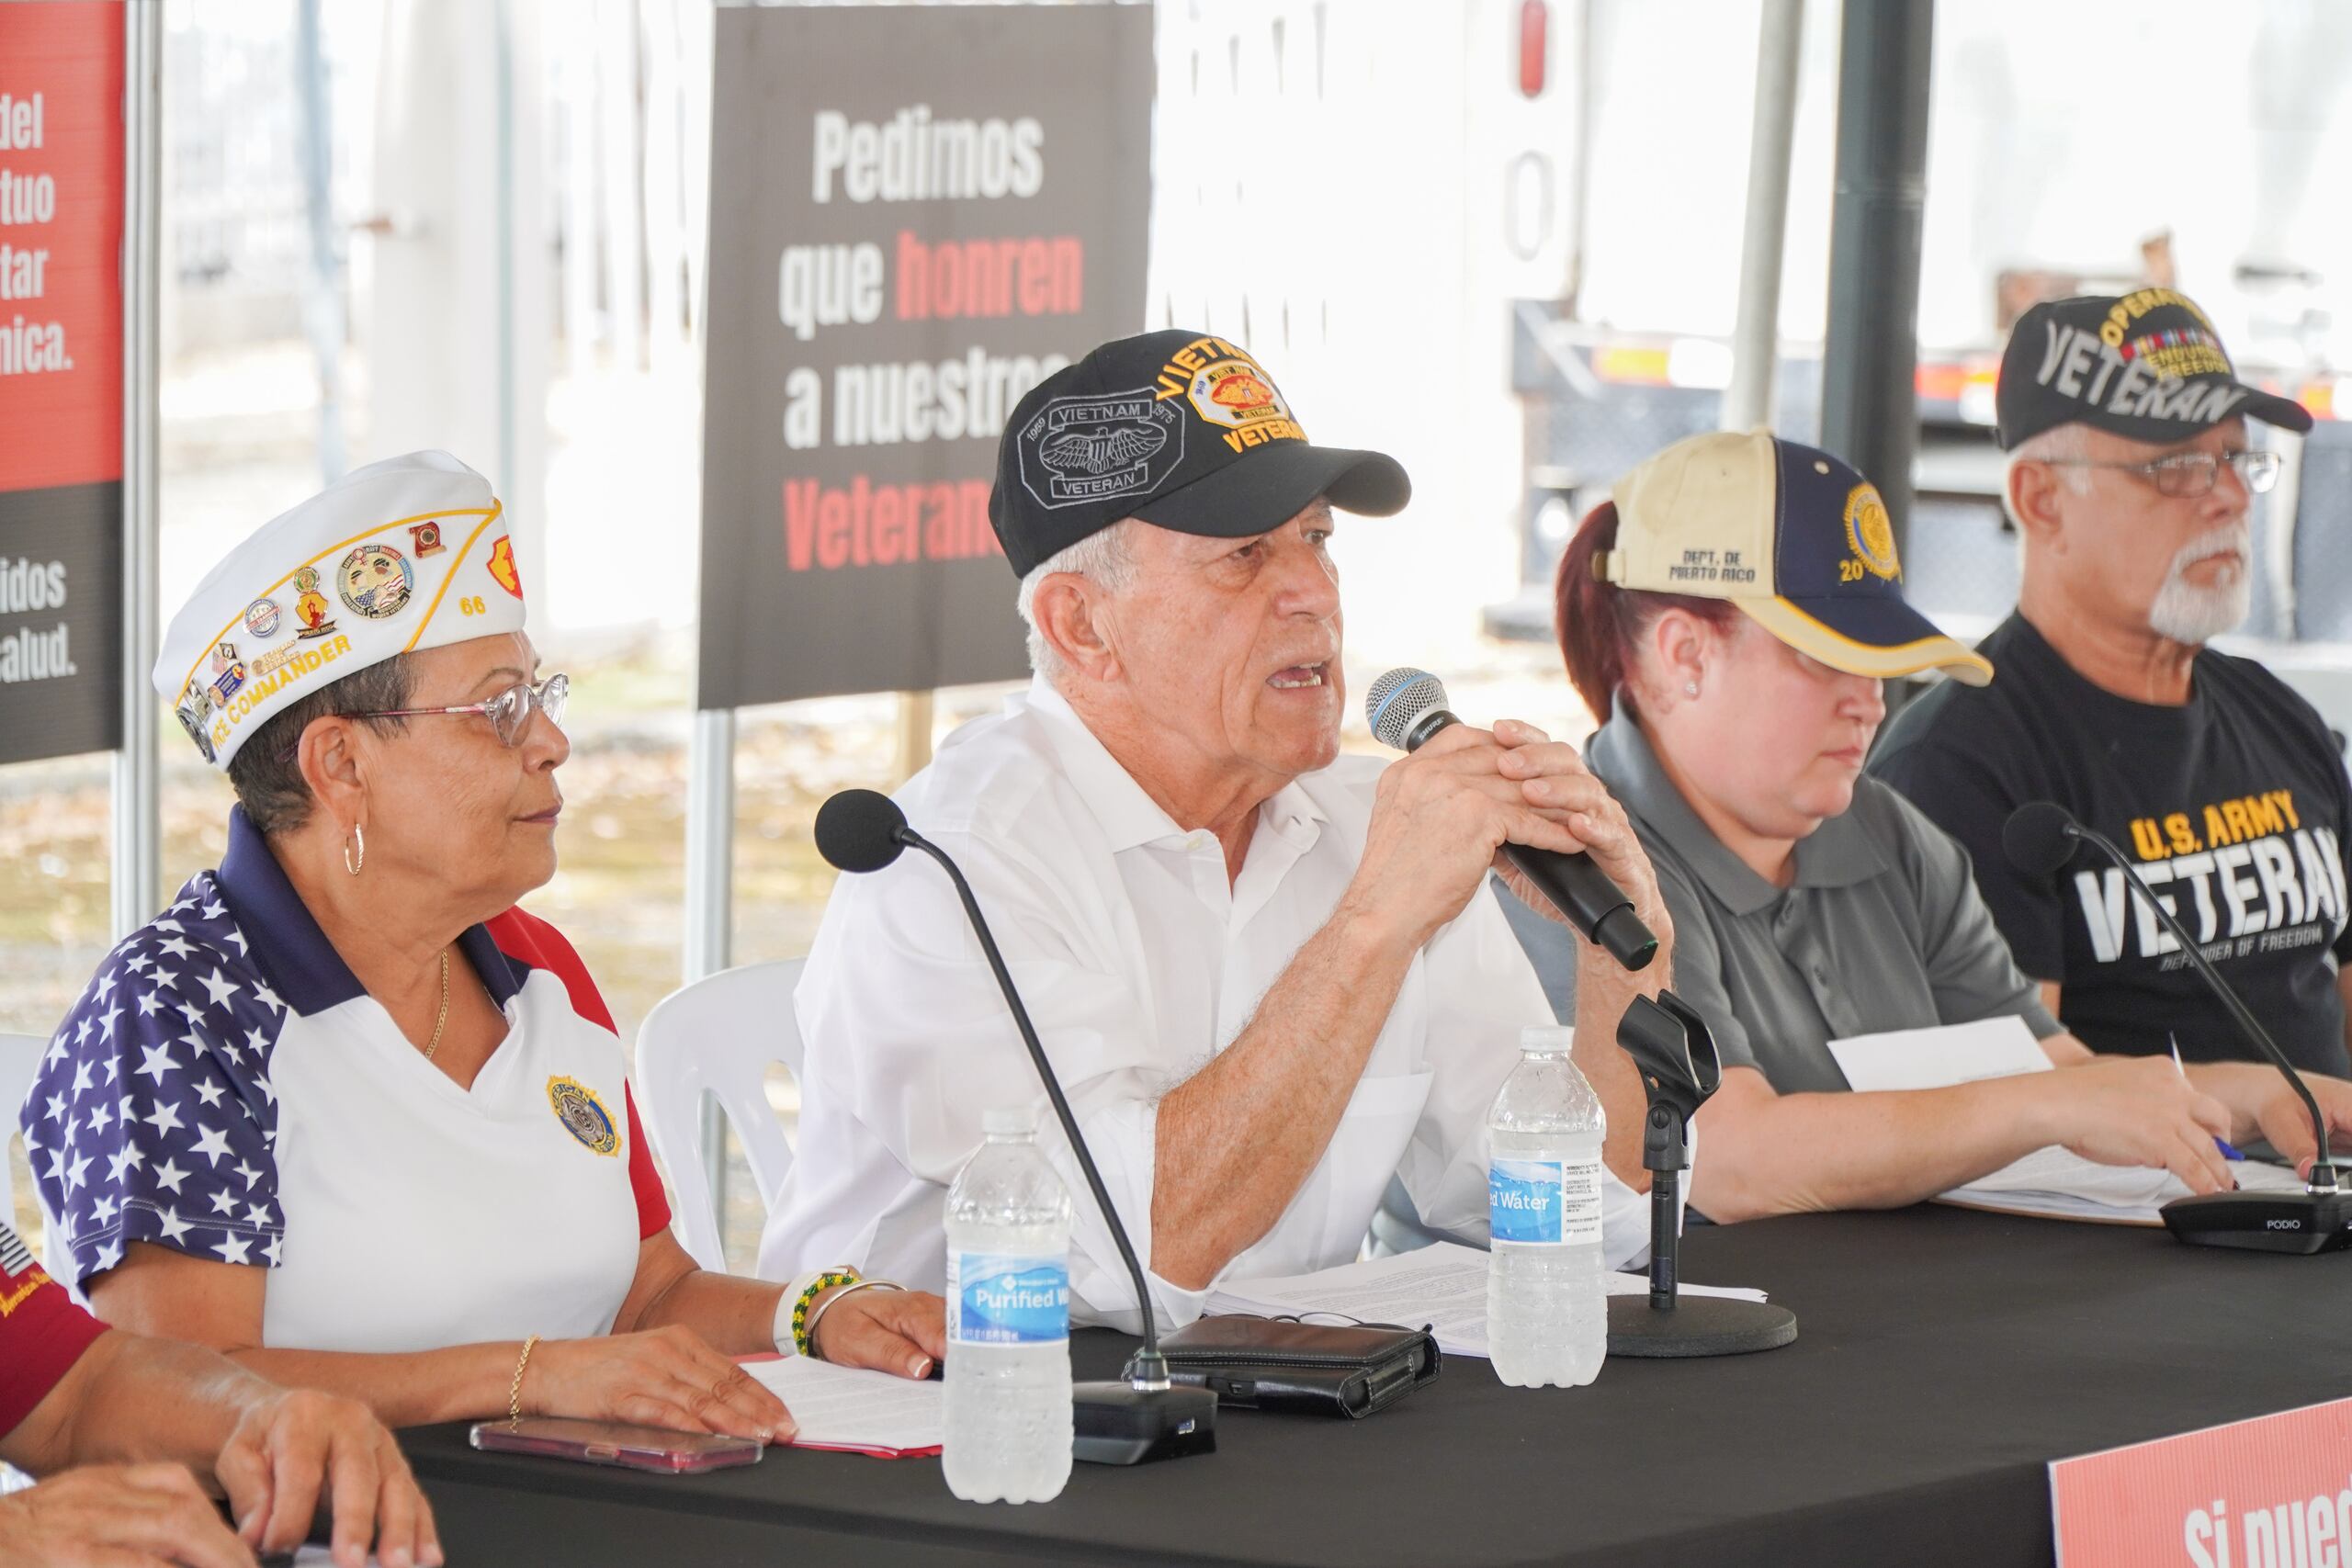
xmin=1554 ymin=500 xmax=1740 ymax=726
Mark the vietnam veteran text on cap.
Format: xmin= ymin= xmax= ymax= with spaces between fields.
xmin=988 ymin=329 xmax=1412 ymax=578
xmin=1995 ymin=289 xmax=2312 ymax=451
xmin=1598 ymin=429 xmax=1992 ymax=686
xmin=156 ymin=451 xmax=529 ymax=769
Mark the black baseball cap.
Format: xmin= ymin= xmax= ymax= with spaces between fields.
xmin=989 ymin=329 xmax=1410 ymax=577
xmin=1996 ymin=290 xmax=2312 ymax=450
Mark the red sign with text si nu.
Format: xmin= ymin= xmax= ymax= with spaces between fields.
xmin=2052 ymin=1396 xmax=2352 ymax=1568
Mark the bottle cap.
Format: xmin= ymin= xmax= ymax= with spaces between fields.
xmin=1519 ymin=1023 xmax=1575 ymax=1055
xmin=982 ymin=1103 xmax=1039 ymax=1135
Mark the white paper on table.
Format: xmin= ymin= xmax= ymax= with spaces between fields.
xmin=1203 ymin=1240 xmax=1768 ymax=1360
xmin=1824 ymin=1018 xmax=2309 ymax=1224
xmin=745 ymin=1357 xmax=944 ymax=1455
xmin=1826 ymin=1016 xmax=2053 ymax=1092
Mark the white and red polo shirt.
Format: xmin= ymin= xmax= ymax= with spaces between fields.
xmin=20 ymin=807 xmax=671 ymax=1352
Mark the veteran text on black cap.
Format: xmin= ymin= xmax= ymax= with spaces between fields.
xmin=1996 ymin=289 xmax=2312 ymax=451
xmin=988 ymin=329 xmax=1410 ymax=577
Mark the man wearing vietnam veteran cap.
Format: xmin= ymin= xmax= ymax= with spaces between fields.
xmin=762 ymin=329 xmax=1681 ymax=1325
xmin=1500 ymin=428 xmax=2261 ymax=1220
xmin=25 ymin=452 xmax=945 ymax=1451
xmin=1877 ymin=292 xmax=2352 ymax=1154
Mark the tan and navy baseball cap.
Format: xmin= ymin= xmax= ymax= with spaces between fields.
xmin=156 ymin=451 xmax=530 ymax=768
xmin=1598 ymin=429 xmax=1992 ymax=686
xmin=989 ymin=329 xmax=1410 ymax=577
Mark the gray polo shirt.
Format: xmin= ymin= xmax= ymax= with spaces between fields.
xmin=1499 ymin=709 xmax=2060 ymax=1094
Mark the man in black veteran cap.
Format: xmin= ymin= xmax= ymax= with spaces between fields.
xmin=1876 ymin=292 xmax=2352 ymax=1138
xmin=761 ymin=331 xmax=1679 ymax=1324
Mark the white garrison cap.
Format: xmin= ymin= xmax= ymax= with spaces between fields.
xmin=155 ymin=451 xmax=529 ymax=769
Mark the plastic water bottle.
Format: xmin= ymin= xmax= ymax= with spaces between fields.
xmin=943 ymin=1105 xmax=1075 ymax=1504
xmin=1487 ymin=1024 xmax=1608 ymax=1388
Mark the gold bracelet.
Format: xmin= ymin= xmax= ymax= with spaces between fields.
xmin=508 ymin=1333 xmax=540 ymax=1429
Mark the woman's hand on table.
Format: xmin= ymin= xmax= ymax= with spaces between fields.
xmin=810 ymin=1288 xmax=947 ymax=1380
xmin=526 ymin=1327 xmax=797 ymax=1444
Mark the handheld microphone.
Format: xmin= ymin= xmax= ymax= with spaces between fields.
xmin=812 ymin=789 xmax=1218 ymax=1463
xmin=2002 ymin=800 xmax=2352 ymax=1254
xmin=1364 ymin=668 xmax=1658 ymax=971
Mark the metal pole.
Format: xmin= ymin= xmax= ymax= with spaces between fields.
xmin=112 ymin=0 xmax=164 ymax=941
xmin=1819 ymin=0 xmax=1933 ymax=557
xmin=295 ymin=0 xmax=345 ymax=484
xmin=1721 ymin=0 xmax=1805 ymax=434
xmin=683 ymin=706 xmax=736 ymax=1249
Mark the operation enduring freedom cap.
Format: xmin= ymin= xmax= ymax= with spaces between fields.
xmin=1598 ymin=429 xmax=1993 ymax=686
xmin=1996 ymin=288 xmax=2312 ymax=450
xmin=988 ymin=328 xmax=1411 ymax=577
xmin=155 ymin=450 xmax=530 ymax=771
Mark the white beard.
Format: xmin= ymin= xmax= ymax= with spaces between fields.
xmin=2147 ymin=525 xmax=2252 ymax=646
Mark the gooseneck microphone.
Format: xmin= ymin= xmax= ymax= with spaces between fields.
xmin=1365 ymin=668 xmax=1658 ymax=972
xmin=2003 ymin=799 xmax=2351 ymax=1254
xmin=812 ymin=789 xmax=1218 ymax=1462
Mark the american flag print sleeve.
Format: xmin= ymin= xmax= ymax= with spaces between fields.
xmin=21 ymin=871 xmax=286 ymax=1290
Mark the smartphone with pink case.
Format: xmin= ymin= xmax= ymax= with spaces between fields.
xmin=469 ymin=1416 xmax=765 ymax=1473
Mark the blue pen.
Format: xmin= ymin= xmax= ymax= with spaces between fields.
xmin=2172 ymin=1033 xmax=2246 ymax=1160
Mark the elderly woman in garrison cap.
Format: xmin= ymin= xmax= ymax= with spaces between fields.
xmin=19 ymin=452 xmax=942 ymax=1441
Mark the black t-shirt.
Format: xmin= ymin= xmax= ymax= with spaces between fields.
xmin=1872 ymin=613 xmax=2352 ymax=1077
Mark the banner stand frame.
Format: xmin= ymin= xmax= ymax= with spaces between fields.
xmin=111 ymin=0 xmax=163 ymax=941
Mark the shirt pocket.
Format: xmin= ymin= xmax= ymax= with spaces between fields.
xmin=1282 ymin=1069 xmax=1435 ymax=1264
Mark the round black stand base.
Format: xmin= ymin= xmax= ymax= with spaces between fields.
xmin=1606 ymin=1293 xmax=1798 ymax=1358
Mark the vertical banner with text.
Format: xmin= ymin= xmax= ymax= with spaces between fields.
xmin=697 ymin=5 xmax=1152 ymax=709
xmin=0 ymin=2 xmax=124 ymax=763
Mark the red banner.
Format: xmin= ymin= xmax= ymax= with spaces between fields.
xmin=0 ymin=0 xmax=123 ymax=495
xmin=2051 ymin=1396 xmax=2352 ymax=1567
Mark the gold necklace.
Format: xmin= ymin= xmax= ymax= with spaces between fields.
xmin=424 ymin=949 xmax=451 ymax=1061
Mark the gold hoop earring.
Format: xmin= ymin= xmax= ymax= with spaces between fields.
xmin=344 ymin=824 xmax=366 ymax=876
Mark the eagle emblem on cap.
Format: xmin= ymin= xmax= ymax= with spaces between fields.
xmin=1040 ymin=419 xmax=1169 ymax=479
xmin=1843 ymin=483 xmax=1901 ymax=581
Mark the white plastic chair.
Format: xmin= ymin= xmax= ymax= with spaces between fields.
xmin=0 ymin=1032 xmax=47 ymax=1236
xmin=634 ymin=959 xmax=806 ymax=1270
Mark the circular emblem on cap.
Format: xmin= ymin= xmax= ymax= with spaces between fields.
xmin=243 ymin=598 xmax=281 ymax=638
xmin=1186 ymin=358 xmax=1294 ymax=432
xmin=1843 ymin=482 xmax=1901 ymax=581
xmin=547 ymin=1076 xmax=619 ymax=1156
xmin=336 ymin=543 xmax=415 ymax=620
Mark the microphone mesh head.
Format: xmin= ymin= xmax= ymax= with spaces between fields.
xmin=1365 ymin=667 xmax=1448 ymax=750
xmin=2002 ymin=800 xmax=2079 ymax=876
xmin=813 ymin=788 xmax=910 ymax=874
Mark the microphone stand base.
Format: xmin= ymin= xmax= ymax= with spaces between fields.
xmin=1606 ymin=1293 xmax=1799 ymax=1358
xmin=1071 ymin=1382 xmax=1219 ymax=1466
xmin=2160 ymin=1188 xmax=2352 ymax=1255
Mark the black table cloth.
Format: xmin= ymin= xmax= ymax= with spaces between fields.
xmin=400 ymin=1204 xmax=2352 ymax=1566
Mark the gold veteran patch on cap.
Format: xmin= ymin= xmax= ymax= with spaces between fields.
xmin=154 ymin=451 xmax=530 ymax=769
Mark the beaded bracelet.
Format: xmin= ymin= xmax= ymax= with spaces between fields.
xmin=790 ymin=1268 xmax=861 ymax=1357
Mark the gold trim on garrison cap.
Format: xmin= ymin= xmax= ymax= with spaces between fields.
xmin=1598 ymin=429 xmax=1993 ymax=687
xmin=154 ymin=450 xmax=531 ymax=770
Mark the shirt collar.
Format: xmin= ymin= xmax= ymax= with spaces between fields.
xmin=1586 ymin=706 xmax=1886 ymax=918
xmin=213 ymin=806 xmax=522 ymax=1016
xmin=1019 ymin=678 xmax=1329 ymax=853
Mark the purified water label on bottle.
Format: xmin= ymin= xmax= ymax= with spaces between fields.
xmin=950 ymin=1252 xmax=1070 ymax=1346
xmin=1561 ymin=1152 xmax=1604 ymax=1246
xmin=1489 ymin=1158 xmax=1566 ymax=1245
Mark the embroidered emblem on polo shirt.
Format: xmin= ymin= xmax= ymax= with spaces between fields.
xmin=547 ymin=1076 xmax=619 ymax=1156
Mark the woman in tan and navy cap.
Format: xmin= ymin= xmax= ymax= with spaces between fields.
xmin=1504 ymin=429 xmax=2242 ymax=1223
xmin=20 ymin=451 xmax=943 ymax=1445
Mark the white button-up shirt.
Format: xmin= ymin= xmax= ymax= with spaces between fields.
xmin=758 ymin=680 xmax=1653 ymax=1329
